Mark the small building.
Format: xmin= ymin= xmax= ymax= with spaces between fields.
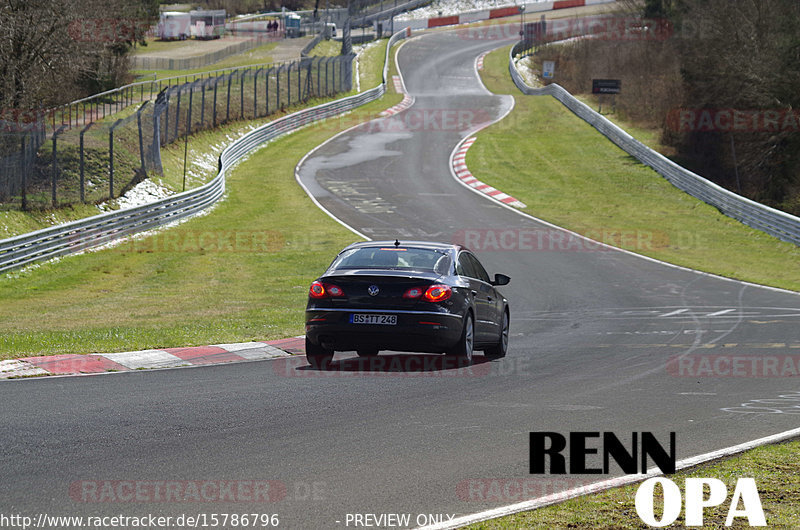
xmin=190 ymin=9 xmax=226 ymax=39
xmin=158 ymin=12 xmax=191 ymax=40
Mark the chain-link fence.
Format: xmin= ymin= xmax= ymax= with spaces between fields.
xmin=0 ymin=54 xmax=353 ymax=210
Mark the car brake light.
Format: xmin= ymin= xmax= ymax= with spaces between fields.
xmin=424 ymin=284 xmax=451 ymax=302
xmin=309 ymin=281 xmax=345 ymax=298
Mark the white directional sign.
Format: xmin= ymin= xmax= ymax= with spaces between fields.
xmin=543 ymin=60 xmax=555 ymax=79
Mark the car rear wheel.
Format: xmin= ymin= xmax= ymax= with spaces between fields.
xmin=484 ymin=308 xmax=509 ymax=358
xmin=446 ymin=312 xmax=474 ymax=364
xmin=357 ymin=348 xmax=379 ymax=357
xmin=305 ymin=337 xmax=333 ymax=369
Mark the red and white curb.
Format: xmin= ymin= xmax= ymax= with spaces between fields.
xmin=0 ymin=337 xmax=307 ymax=380
xmin=452 ymin=137 xmax=526 ymax=208
xmin=476 ymin=52 xmax=487 ymax=71
xmin=380 ymin=76 xmax=415 ymax=117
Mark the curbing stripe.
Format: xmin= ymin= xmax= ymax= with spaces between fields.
xmin=0 ymin=338 xmax=305 ymax=380
xmin=450 ymin=136 xmax=527 ymax=208
xmin=101 ymin=350 xmax=191 ymax=370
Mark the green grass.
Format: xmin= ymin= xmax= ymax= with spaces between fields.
xmin=357 ymin=38 xmax=390 ymax=91
xmin=466 ymin=439 xmax=800 ymax=529
xmin=475 ymin=45 xmax=799 ymax=292
xmin=307 ymin=38 xmax=341 ymax=57
xmin=0 ymin=46 xmax=404 ymax=359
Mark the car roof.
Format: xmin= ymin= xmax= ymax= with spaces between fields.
xmin=341 ymin=240 xmax=465 ymax=253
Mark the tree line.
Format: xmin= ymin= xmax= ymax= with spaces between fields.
xmin=0 ymin=0 xmax=159 ymax=117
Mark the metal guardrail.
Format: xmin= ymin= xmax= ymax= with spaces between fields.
xmin=508 ymin=42 xmax=800 ymax=246
xmin=0 ymin=30 xmax=405 ymax=274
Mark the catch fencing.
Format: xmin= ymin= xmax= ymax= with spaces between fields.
xmin=0 ymin=30 xmax=405 ymax=274
xmin=130 ymin=36 xmax=281 ymax=71
xmin=0 ymin=54 xmax=353 ymax=210
xmin=508 ymin=41 xmax=800 ymax=246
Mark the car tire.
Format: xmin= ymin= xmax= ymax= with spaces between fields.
xmin=356 ymin=348 xmax=379 ymax=357
xmin=484 ymin=308 xmax=509 ymax=359
xmin=446 ymin=312 xmax=474 ymax=364
xmin=306 ymin=337 xmax=333 ymax=369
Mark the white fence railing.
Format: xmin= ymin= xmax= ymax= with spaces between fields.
xmin=509 ymin=42 xmax=800 ymax=246
xmin=0 ymin=30 xmax=406 ymax=274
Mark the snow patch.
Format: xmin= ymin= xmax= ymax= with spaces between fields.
xmin=516 ymin=56 xmax=542 ymax=87
xmin=97 ymin=179 xmax=173 ymax=213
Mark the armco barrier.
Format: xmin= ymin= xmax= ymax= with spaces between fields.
xmin=0 ymin=30 xmax=405 ymax=274
xmin=508 ymin=42 xmax=800 ymax=246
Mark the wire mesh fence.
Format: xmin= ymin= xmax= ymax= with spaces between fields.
xmin=0 ymin=54 xmax=354 ymax=211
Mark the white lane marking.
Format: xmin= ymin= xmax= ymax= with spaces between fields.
xmin=705 ymin=308 xmax=737 ymax=317
xmin=659 ymin=308 xmax=689 ymax=317
xmin=417 ymin=425 xmax=800 ymax=530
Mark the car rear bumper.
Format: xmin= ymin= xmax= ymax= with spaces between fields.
xmin=305 ymin=309 xmax=463 ymax=353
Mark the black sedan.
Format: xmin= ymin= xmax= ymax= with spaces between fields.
xmin=304 ymin=240 xmax=510 ymax=368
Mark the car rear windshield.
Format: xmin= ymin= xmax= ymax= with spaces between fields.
xmin=330 ymin=247 xmax=452 ymax=274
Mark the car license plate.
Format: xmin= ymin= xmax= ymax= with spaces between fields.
xmin=350 ymin=313 xmax=397 ymax=325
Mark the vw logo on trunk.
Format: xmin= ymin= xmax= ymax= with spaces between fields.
xmin=367 ymin=285 xmax=380 ymax=296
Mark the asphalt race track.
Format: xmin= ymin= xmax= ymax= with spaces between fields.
xmin=2 ymin=27 xmax=800 ymax=529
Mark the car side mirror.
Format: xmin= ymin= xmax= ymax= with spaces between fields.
xmin=492 ymin=273 xmax=510 ymax=286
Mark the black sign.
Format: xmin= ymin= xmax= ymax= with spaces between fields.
xmin=592 ymin=79 xmax=621 ymax=94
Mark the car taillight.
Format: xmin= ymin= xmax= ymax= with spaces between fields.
xmin=402 ymin=287 xmax=424 ymax=299
xmin=309 ymin=281 xmax=326 ymax=298
xmin=424 ymin=284 xmax=451 ymax=302
xmin=309 ymin=281 xmax=345 ymax=299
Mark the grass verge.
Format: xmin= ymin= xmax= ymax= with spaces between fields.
xmin=465 ymin=439 xmax=800 ymax=529
xmin=474 ymin=45 xmax=799 ymax=292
